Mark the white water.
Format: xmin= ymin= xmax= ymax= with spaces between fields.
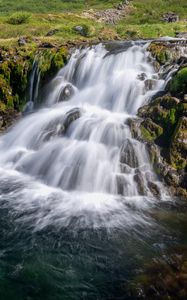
xmin=0 ymin=43 xmax=168 ymax=230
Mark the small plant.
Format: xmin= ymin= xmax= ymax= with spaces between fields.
xmin=7 ymin=12 xmax=31 ymax=25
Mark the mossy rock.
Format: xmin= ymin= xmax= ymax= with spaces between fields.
xmin=73 ymin=25 xmax=90 ymax=37
xmin=170 ymin=67 xmax=187 ymax=97
xmin=140 ymin=118 xmax=163 ymax=142
xmin=138 ymin=95 xmax=181 ymax=146
xmin=170 ymin=116 xmax=187 ymax=170
xmin=0 ymin=44 xmax=68 ymax=117
xmin=148 ymin=42 xmax=172 ymax=65
xmin=148 ymin=41 xmax=183 ymax=67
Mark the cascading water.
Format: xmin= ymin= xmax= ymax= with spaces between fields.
xmin=0 ymin=42 xmax=168 ymax=230
xmin=1 ymin=41 xmax=186 ymax=300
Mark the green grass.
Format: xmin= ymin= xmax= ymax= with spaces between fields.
xmin=0 ymin=0 xmax=186 ymax=43
xmin=0 ymin=0 xmax=119 ymax=13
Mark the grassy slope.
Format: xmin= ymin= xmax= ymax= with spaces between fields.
xmin=0 ymin=0 xmax=186 ymax=45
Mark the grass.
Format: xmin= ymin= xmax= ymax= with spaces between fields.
xmin=0 ymin=0 xmax=186 ymax=44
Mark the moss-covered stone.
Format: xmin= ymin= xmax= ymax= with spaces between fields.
xmin=0 ymin=42 xmax=68 ymax=130
xmin=170 ymin=67 xmax=187 ymax=97
xmin=148 ymin=41 xmax=184 ymax=67
xmin=140 ymin=118 xmax=163 ymax=142
xmin=138 ymin=95 xmax=180 ymax=146
xmin=170 ymin=116 xmax=187 ymax=170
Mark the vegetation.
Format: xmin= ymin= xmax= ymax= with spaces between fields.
xmin=0 ymin=0 xmax=185 ymax=44
xmin=7 ymin=12 xmax=31 ymax=25
xmin=170 ymin=67 xmax=187 ymax=96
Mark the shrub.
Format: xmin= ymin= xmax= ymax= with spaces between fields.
xmin=7 ymin=12 xmax=31 ymax=25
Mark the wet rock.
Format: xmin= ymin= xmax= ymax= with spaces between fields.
xmin=63 ymin=108 xmax=81 ymax=130
xmin=130 ymin=248 xmax=187 ymax=300
xmin=148 ymin=40 xmax=187 ymax=66
xmin=42 ymin=108 xmax=81 ymax=142
xmin=148 ymin=181 xmax=161 ymax=197
xmin=120 ymin=139 xmax=139 ymax=168
xmin=144 ymin=79 xmax=157 ymax=91
xmin=165 ymin=169 xmax=181 ymax=187
xmin=175 ymin=32 xmax=187 ymax=39
xmin=170 ymin=117 xmax=187 ymax=170
xmin=59 ymin=84 xmax=75 ymax=102
xmin=128 ymin=117 xmax=142 ymax=140
xmin=134 ymin=171 xmax=147 ymax=196
xmin=137 ymin=72 xmax=147 ymax=81
xmin=140 ymin=118 xmax=163 ymax=142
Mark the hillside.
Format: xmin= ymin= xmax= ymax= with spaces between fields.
xmin=0 ymin=0 xmax=186 ymax=46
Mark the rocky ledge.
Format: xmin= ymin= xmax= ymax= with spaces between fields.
xmin=0 ymin=39 xmax=68 ymax=131
xmin=131 ymin=39 xmax=187 ymax=199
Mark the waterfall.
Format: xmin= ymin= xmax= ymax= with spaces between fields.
xmin=0 ymin=42 xmax=168 ymax=230
xmin=23 ymin=59 xmax=40 ymax=114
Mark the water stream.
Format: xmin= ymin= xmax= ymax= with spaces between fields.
xmin=0 ymin=42 xmax=186 ymax=299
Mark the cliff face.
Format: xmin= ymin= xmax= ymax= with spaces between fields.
xmin=132 ymin=40 xmax=187 ymax=199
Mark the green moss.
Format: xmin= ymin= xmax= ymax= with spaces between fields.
xmin=170 ymin=67 xmax=187 ymax=96
xmin=0 ymin=44 xmax=67 ymax=114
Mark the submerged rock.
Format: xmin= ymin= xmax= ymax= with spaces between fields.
xmin=59 ymin=84 xmax=75 ymax=102
xmin=120 ymin=139 xmax=139 ymax=168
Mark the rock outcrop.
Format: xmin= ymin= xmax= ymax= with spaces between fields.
xmin=134 ymin=40 xmax=187 ymax=199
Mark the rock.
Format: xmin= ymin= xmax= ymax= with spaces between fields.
xmin=137 ymin=73 xmax=147 ymax=81
xmin=170 ymin=67 xmax=187 ymax=97
xmin=170 ymin=116 xmax=187 ymax=169
xmin=175 ymin=32 xmax=187 ymax=39
xmin=128 ymin=117 xmax=142 ymax=140
xmin=18 ymin=37 xmax=27 ymax=46
xmin=144 ymin=79 xmax=157 ymax=91
xmin=148 ymin=40 xmax=187 ymax=67
xmin=46 ymin=29 xmax=60 ymax=37
xmin=165 ymin=169 xmax=181 ymax=187
xmin=134 ymin=171 xmax=147 ymax=196
xmin=42 ymin=108 xmax=81 ymax=142
xmin=120 ymin=139 xmax=139 ymax=168
xmin=59 ymin=84 xmax=75 ymax=102
xmin=63 ymin=108 xmax=81 ymax=130
xmin=73 ymin=25 xmax=89 ymax=37
xmin=148 ymin=181 xmax=161 ymax=197
xmin=39 ymin=42 xmax=55 ymax=48
xmin=140 ymin=118 xmax=163 ymax=142
xmin=162 ymin=12 xmax=179 ymax=23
